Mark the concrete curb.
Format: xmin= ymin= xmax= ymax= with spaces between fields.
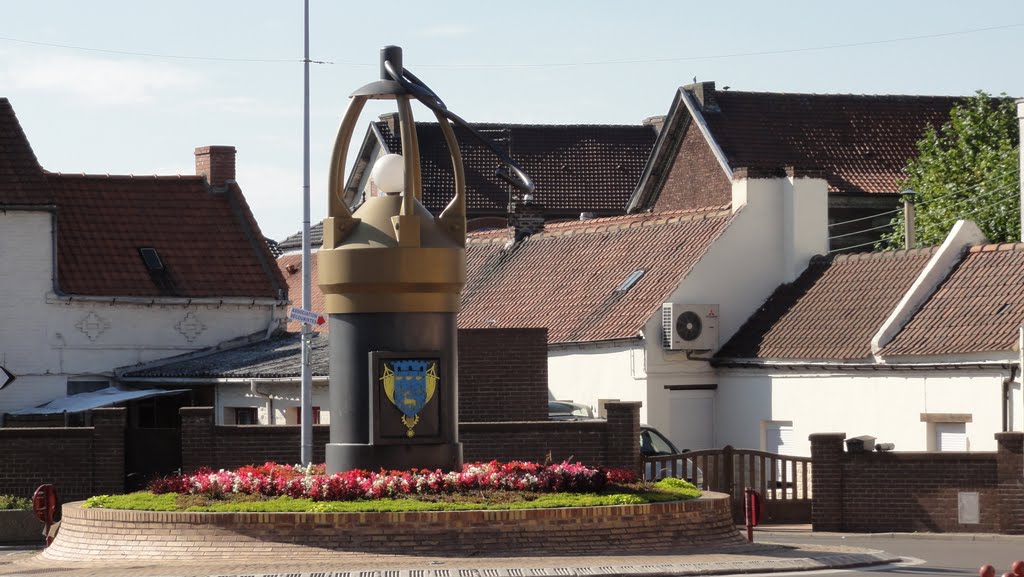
xmin=759 ymin=529 xmax=1024 ymax=542
xmin=264 ymin=552 xmax=899 ymax=577
xmin=0 ymin=543 xmax=901 ymax=577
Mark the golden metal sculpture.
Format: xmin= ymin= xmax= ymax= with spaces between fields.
xmin=318 ymin=48 xmax=468 ymax=315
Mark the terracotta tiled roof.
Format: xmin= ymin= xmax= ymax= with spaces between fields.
xmin=882 ymin=243 xmax=1024 ymax=356
xmin=374 ymin=121 xmax=656 ymax=215
xmin=460 ymin=207 xmax=733 ymax=344
xmin=278 ymin=252 xmax=327 ymax=333
xmin=716 ymin=247 xmax=937 ymax=361
xmin=703 ymin=89 xmax=963 ymax=195
xmin=49 ymin=174 xmax=287 ymax=299
xmin=3 ymin=98 xmax=286 ymax=299
xmin=0 ymin=98 xmax=51 ymax=205
xmin=282 ymin=208 xmax=732 ymax=343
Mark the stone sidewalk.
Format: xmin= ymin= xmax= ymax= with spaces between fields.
xmin=0 ymin=540 xmax=899 ymax=577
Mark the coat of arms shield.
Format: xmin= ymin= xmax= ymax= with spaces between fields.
xmin=381 ymin=359 xmax=438 ymax=437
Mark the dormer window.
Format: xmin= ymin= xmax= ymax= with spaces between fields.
xmin=139 ymin=248 xmax=164 ymax=271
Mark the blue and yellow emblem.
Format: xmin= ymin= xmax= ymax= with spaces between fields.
xmin=381 ymin=360 xmax=438 ymax=437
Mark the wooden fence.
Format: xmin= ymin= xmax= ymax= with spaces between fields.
xmin=643 ymin=445 xmax=812 ymax=523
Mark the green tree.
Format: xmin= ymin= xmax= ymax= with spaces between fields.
xmin=881 ymin=91 xmax=1019 ymax=249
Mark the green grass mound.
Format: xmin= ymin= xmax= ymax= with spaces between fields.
xmin=84 ymin=478 xmax=700 ymax=513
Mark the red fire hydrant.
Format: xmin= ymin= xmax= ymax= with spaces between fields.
xmin=744 ymin=487 xmax=763 ymax=542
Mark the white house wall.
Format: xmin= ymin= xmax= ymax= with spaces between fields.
xmin=0 ymin=211 xmax=284 ymax=415
xmin=642 ymin=177 xmax=829 ymax=449
xmin=547 ymin=341 xmax=647 ymax=422
xmin=716 ymin=369 xmax=1013 ymax=455
xmin=217 ymin=382 xmax=331 ymax=425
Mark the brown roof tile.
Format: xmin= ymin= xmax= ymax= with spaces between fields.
xmin=376 ymin=121 xmax=656 ymax=215
xmin=281 ymin=206 xmax=733 ymax=343
xmin=3 ymin=98 xmax=286 ymax=299
xmin=50 ymin=174 xmax=286 ymax=298
xmin=0 ymin=98 xmax=51 ymax=205
xmin=460 ymin=207 xmax=733 ymax=343
xmin=716 ymin=247 xmax=937 ymax=360
xmin=703 ymin=90 xmax=964 ymax=195
xmin=882 ymin=243 xmax=1024 ymax=356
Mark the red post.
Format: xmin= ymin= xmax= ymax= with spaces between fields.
xmin=744 ymin=487 xmax=762 ymax=542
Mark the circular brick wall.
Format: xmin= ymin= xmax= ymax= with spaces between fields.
xmin=45 ymin=492 xmax=742 ymax=560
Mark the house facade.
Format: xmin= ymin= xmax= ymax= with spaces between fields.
xmin=715 ymin=221 xmax=1024 ymax=456
xmin=461 ymin=173 xmax=828 ymax=451
xmin=0 ymin=98 xmax=288 ymax=421
xmin=708 ymin=101 xmax=1024 ymax=456
xmin=627 ymin=82 xmax=966 ymax=250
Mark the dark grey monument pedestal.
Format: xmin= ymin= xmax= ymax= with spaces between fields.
xmin=326 ymin=312 xmax=462 ymax=474
xmin=326 ymin=443 xmax=462 ymax=473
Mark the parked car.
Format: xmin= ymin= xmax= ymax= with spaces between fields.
xmin=640 ymin=424 xmax=683 ymax=457
xmin=548 ymin=400 xmax=595 ymax=420
xmin=546 ymin=402 xmax=698 ymax=482
xmin=639 ymin=424 xmax=702 ymax=485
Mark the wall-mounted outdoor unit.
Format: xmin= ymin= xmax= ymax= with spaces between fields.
xmin=661 ymin=303 xmax=719 ymax=351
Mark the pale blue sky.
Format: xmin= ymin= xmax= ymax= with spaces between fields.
xmin=2 ymin=1 xmax=1022 ymax=240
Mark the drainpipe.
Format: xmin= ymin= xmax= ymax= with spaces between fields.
xmin=250 ymin=380 xmax=274 ymax=425
xmin=1004 ymin=366 xmax=1017 ymax=432
xmin=1019 ymin=327 xmax=1024 ymax=431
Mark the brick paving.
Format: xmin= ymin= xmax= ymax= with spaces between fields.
xmin=0 ymin=542 xmax=898 ymax=577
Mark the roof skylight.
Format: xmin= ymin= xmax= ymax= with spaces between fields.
xmin=139 ymin=247 xmax=165 ymax=271
xmin=616 ymin=269 xmax=646 ymax=293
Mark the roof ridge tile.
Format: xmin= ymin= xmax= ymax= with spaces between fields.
xmin=831 ymin=245 xmax=939 ymax=263
xmin=969 ymin=241 xmax=1024 ymax=253
xmin=47 ymin=172 xmax=203 ymax=181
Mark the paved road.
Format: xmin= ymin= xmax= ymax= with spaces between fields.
xmin=757 ymin=528 xmax=1024 ymax=576
xmin=3 ymin=527 xmax=1021 ymax=577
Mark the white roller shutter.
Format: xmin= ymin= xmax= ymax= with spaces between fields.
xmin=936 ymin=422 xmax=967 ymax=452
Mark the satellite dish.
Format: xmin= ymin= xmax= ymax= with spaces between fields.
xmin=675 ymin=311 xmax=703 ymax=341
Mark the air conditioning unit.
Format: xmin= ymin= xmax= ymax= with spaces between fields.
xmin=661 ymin=303 xmax=719 ymax=351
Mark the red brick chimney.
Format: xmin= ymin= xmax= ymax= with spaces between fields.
xmin=194 ymin=146 xmax=236 ymax=188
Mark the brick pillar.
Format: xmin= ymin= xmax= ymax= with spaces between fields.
xmin=604 ymin=401 xmax=641 ymax=474
xmin=997 ymin=432 xmax=1024 ymax=534
xmin=90 ymin=408 xmax=126 ymax=495
xmin=180 ymin=407 xmax=215 ymax=473
xmin=194 ymin=146 xmax=236 ymax=189
xmin=809 ymin=432 xmax=846 ymax=532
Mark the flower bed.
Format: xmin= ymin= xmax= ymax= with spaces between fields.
xmin=148 ymin=461 xmax=637 ymax=502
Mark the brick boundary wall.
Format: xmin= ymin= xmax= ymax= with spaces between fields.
xmin=45 ymin=492 xmax=742 ymax=561
xmin=0 ymin=408 xmax=125 ymax=501
xmin=181 ymin=407 xmax=330 ymax=471
xmin=811 ymin=432 xmax=1024 ymax=533
xmin=460 ymin=402 xmax=642 ymax=472
xmin=457 ymin=327 xmax=548 ymax=422
xmin=182 ymin=402 xmax=642 ymax=474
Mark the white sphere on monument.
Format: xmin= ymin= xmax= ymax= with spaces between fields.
xmin=370 ymin=153 xmax=405 ymax=195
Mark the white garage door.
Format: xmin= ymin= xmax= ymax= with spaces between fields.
xmin=668 ymin=391 xmax=714 ymax=451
